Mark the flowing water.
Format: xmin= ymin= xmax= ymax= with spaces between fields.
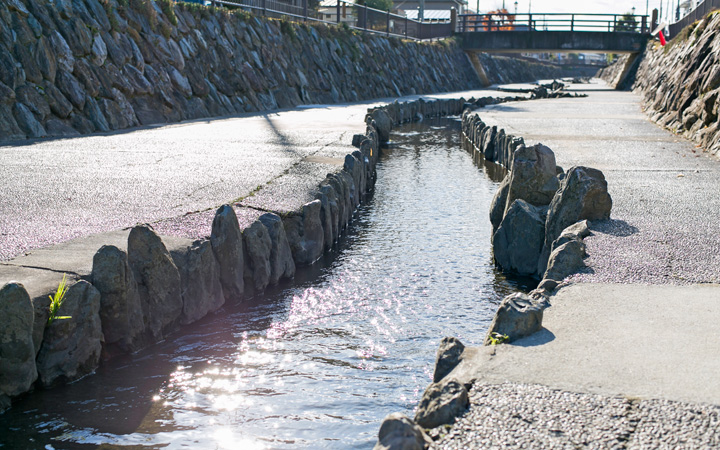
xmin=0 ymin=117 xmax=534 ymax=449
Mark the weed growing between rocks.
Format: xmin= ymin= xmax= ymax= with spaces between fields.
xmin=665 ymin=22 xmax=698 ymax=53
xmin=488 ymin=332 xmax=509 ymax=345
xmin=47 ymin=274 xmax=71 ymax=326
xmin=158 ymin=0 xmax=178 ymax=26
xmin=279 ymin=19 xmax=297 ymax=40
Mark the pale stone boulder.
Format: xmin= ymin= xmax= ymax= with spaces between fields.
xmin=484 ymin=292 xmax=546 ymax=345
xmin=538 ymin=166 xmax=611 ymax=274
xmin=373 ymin=413 xmax=432 ymax=450
xmin=414 ymin=378 xmax=469 ymax=429
xmin=504 ymin=143 xmax=559 ymax=215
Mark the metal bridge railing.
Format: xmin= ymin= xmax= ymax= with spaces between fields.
xmin=191 ymin=0 xmax=452 ymax=40
xmin=458 ymin=13 xmax=649 ymax=34
xmin=669 ymin=0 xmax=720 ymax=37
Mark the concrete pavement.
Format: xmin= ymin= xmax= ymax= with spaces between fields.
xmin=0 ymin=89 xmax=524 ymax=266
xmin=432 ymin=80 xmax=720 ymax=447
xmin=452 ymin=283 xmax=720 ymax=405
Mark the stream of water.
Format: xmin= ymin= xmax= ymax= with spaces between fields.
xmin=0 ymin=117 xmax=534 ymax=449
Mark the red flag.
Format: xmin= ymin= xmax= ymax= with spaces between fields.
xmin=659 ymin=30 xmax=667 ymax=46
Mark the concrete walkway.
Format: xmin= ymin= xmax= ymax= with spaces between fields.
xmin=0 ymin=88 xmax=519 ymax=266
xmin=434 ymin=80 xmax=720 ymax=448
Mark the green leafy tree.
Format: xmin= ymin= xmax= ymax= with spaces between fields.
xmin=357 ymin=0 xmax=393 ymax=11
xmin=354 ymin=0 xmax=393 ymax=31
xmin=614 ymin=13 xmax=638 ymax=32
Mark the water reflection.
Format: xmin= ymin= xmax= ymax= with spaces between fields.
xmin=0 ymin=118 xmax=534 ymax=449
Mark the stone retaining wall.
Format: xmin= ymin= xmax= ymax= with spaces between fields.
xmin=0 ymin=95 xmax=467 ymax=412
xmin=602 ymin=12 xmax=720 ymax=156
xmin=0 ymin=0 xmax=563 ymax=142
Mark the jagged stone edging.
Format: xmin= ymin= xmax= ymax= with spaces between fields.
xmin=0 ymin=95 xmax=469 ymax=413
xmin=371 ymin=103 xmax=616 ymax=450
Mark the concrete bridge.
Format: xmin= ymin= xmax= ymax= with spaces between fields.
xmin=456 ymin=13 xmax=651 ymax=54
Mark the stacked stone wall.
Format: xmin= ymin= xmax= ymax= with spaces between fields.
xmin=0 ymin=0 xmax=564 ymax=142
xmin=602 ymin=12 xmax=720 ymax=156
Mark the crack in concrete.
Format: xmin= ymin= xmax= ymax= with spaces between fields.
xmin=0 ymin=262 xmax=81 ymax=278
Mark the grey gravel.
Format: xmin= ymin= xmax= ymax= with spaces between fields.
xmin=431 ymin=383 xmax=720 ymax=450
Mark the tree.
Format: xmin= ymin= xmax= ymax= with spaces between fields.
xmin=614 ymin=13 xmax=638 ymax=32
xmin=356 ymin=0 xmax=393 ymax=11
xmin=354 ymin=0 xmax=393 ymax=31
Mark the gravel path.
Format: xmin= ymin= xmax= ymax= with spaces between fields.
xmin=431 ymin=383 xmax=720 ymax=450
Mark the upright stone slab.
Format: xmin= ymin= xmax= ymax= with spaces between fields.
xmin=316 ymin=189 xmax=334 ymax=252
xmin=433 ymin=337 xmax=465 ymax=383
xmin=243 ymin=220 xmax=272 ymax=291
xmin=0 ymin=282 xmax=37 ymax=410
xmin=167 ymin=238 xmax=225 ymax=324
xmin=91 ymin=245 xmax=144 ymax=353
xmin=369 ymin=108 xmax=392 ymax=143
xmin=504 ymin=143 xmax=559 ymax=216
xmin=538 ymin=166 xmax=612 ymax=274
xmin=489 ymin=174 xmax=510 ymax=234
xmin=543 ymin=239 xmax=586 ymax=282
xmin=327 ymin=173 xmax=350 ymax=229
xmin=319 ymin=183 xmax=340 ymax=244
xmin=127 ymin=225 xmax=183 ymax=341
xmin=493 ymin=199 xmax=547 ymax=277
xmin=258 ymin=213 xmax=296 ymax=285
xmin=282 ymin=199 xmax=325 ymax=266
xmin=210 ymin=205 xmax=245 ymax=302
xmin=36 ymin=281 xmax=103 ymax=388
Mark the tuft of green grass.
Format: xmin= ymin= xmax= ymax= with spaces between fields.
xmin=158 ymin=0 xmax=178 ymax=26
xmin=488 ymin=332 xmax=509 ymax=346
xmin=47 ymin=274 xmax=72 ymax=326
xmin=280 ymin=19 xmax=297 ymax=41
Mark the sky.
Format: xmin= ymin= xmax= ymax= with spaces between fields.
xmin=478 ymin=0 xmax=687 ymax=23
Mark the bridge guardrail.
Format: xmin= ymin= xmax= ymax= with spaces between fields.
xmin=458 ymin=13 xmax=649 ymax=34
xmin=669 ymin=0 xmax=720 ymax=37
xmin=195 ymin=0 xmax=452 ymax=40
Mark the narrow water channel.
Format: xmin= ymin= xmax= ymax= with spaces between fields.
xmin=0 ymin=117 xmax=534 ymax=449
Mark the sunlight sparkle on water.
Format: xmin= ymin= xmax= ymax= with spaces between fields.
xmin=212 ymin=428 xmax=265 ymax=450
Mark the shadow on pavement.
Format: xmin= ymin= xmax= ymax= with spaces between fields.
xmin=511 ymin=328 xmax=556 ymax=347
xmin=590 ymin=219 xmax=639 ymax=237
